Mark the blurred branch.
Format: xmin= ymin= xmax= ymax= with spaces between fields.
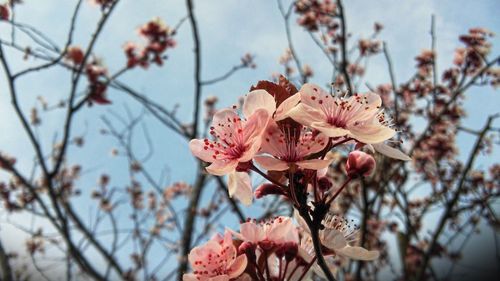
xmin=382 ymin=42 xmax=399 ymax=122
xmin=278 ymin=0 xmax=307 ymax=83
xmin=187 ymin=0 xmax=202 ymax=139
xmin=415 ymin=113 xmax=499 ymax=281
xmin=336 ymin=0 xmax=353 ymax=94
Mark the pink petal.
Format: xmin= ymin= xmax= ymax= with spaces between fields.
xmin=259 ymin=119 xmax=285 ymax=157
xmin=372 ymin=143 xmax=411 ymax=161
xmin=206 ymin=160 xmax=238 ymax=176
xmin=243 ymin=90 xmax=276 ymax=118
xmin=227 ymin=254 xmax=248 ymax=279
xmin=346 ymin=93 xmax=382 ymax=124
xmin=299 ymin=132 xmax=329 ymax=155
xmin=227 ymin=171 xmax=253 ymax=205
xmin=287 ymin=103 xmax=326 ymax=127
xmin=240 ymin=109 xmax=270 ymax=162
xmin=254 ymin=156 xmax=289 ymax=171
xmin=188 ymin=240 xmax=222 ymax=268
xmin=296 ymin=159 xmax=333 ymax=170
xmin=267 ymin=217 xmax=294 ymax=243
xmin=240 ymin=222 xmax=265 ymax=243
xmin=298 ymin=83 xmax=332 ymax=109
xmin=182 ymin=274 xmax=198 ymax=281
xmin=293 ymin=210 xmax=309 ymax=232
xmin=275 ymin=93 xmax=301 ymax=120
xmin=189 ymin=139 xmax=215 ymax=163
xmin=337 ymin=246 xmax=380 ymax=261
xmin=311 ymin=122 xmax=350 ymax=138
xmin=349 ymin=123 xmax=395 ymax=144
xmin=208 ymin=275 xmax=230 ymax=281
xmin=321 ymin=229 xmax=347 ymax=250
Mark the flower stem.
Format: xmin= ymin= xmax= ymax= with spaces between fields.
xmin=251 ymin=164 xmax=287 ymax=189
xmin=299 ymin=209 xmax=337 ymax=281
xmin=325 ymin=177 xmax=352 ymax=205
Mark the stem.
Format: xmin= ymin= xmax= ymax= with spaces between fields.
xmin=299 ymin=210 xmax=336 ymax=281
xmin=326 ymin=177 xmax=352 ymax=205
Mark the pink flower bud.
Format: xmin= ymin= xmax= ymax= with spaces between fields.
xmin=346 ymin=151 xmax=376 ymax=177
xmin=318 ymin=177 xmax=333 ymax=191
xmin=254 ymin=183 xmax=285 ymax=198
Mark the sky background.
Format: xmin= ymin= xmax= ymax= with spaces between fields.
xmin=0 ymin=0 xmax=499 ymax=280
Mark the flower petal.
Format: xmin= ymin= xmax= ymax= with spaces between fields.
xmin=293 ymin=210 xmax=309 ymax=232
xmin=349 ymin=123 xmax=396 ymax=144
xmin=311 ymin=122 xmax=350 ymax=138
xmin=240 ymin=222 xmax=265 ymax=243
xmin=243 ymin=89 xmax=276 ymax=118
xmin=189 ymin=139 xmax=215 ymax=163
xmin=296 ymin=159 xmax=333 ymax=170
xmin=227 ymin=171 xmax=253 ymax=205
xmin=208 ymin=275 xmax=230 ymax=281
xmin=206 ymin=160 xmax=238 ymax=176
xmin=298 ymin=83 xmax=331 ymax=108
xmin=372 ymin=143 xmax=411 ymax=161
xmin=240 ymin=109 xmax=270 ymax=162
xmin=182 ymin=274 xmax=198 ymax=281
xmin=337 ymin=246 xmax=380 ymax=261
xmin=254 ymin=156 xmax=289 ymax=171
xmin=322 ymin=229 xmax=347 ymax=250
xmin=227 ymin=255 xmax=248 ymax=279
xmin=287 ymin=103 xmax=326 ymax=127
xmin=275 ymin=93 xmax=301 ymax=120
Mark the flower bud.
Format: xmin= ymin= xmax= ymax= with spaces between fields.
xmin=238 ymin=241 xmax=256 ymax=258
xmin=254 ymin=183 xmax=285 ymax=199
xmin=317 ymin=177 xmax=333 ymax=191
xmin=346 ymin=151 xmax=376 ymax=177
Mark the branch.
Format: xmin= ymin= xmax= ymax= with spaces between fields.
xmin=414 ymin=114 xmax=498 ymax=281
xmin=336 ymin=0 xmax=353 ymax=94
xmin=187 ymin=0 xmax=202 ymax=139
xmin=383 ymin=42 xmax=399 ymax=122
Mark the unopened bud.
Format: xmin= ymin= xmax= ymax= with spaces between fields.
xmin=254 ymin=183 xmax=285 ymax=199
xmin=346 ymin=151 xmax=376 ymax=177
xmin=258 ymin=239 xmax=275 ymax=251
xmin=317 ymin=177 xmax=333 ymax=191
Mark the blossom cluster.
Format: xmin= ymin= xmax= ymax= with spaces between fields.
xmin=124 ymin=18 xmax=176 ymax=69
xmin=185 ymin=76 xmax=409 ymax=280
xmin=184 ymin=215 xmax=378 ymax=281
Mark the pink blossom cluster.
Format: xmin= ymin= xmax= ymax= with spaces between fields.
xmin=184 ymin=215 xmax=378 ymax=281
xmin=186 ymin=76 xmax=410 ymax=279
xmin=124 ymin=18 xmax=176 ymax=69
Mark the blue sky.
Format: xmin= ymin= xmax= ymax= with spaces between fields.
xmin=0 ymin=0 xmax=499 ymax=279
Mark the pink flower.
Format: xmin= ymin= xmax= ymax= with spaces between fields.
xmin=183 ymin=231 xmax=247 ymax=281
xmin=296 ymin=211 xmax=379 ymax=277
xmin=254 ymin=119 xmax=332 ymax=171
xmin=189 ymin=103 xmax=270 ymax=205
xmin=287 ymin=83 xmax=395 ymax=144
xmin=345 ymin=151 xmax=376 ymax=177
xmin=242 ymin=88 xmax=300 ymax=122
xmin=233 ymin=216 xmax=299 ymax=246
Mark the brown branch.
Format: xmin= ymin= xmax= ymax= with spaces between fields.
xmin=336 ymin=0 xmax=353 ymax=94
xmin=51 ymin=0 xmax=121 ymax=177
xmin=177 ymin=167 xmax=207 ymax=280
xmin=187 ymin=0 xmax=202 ymax=139
xmin=383 ymin=42 xmax=399 ymax=122
xmin=278 ymin=0 xmax=307 ymax=83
